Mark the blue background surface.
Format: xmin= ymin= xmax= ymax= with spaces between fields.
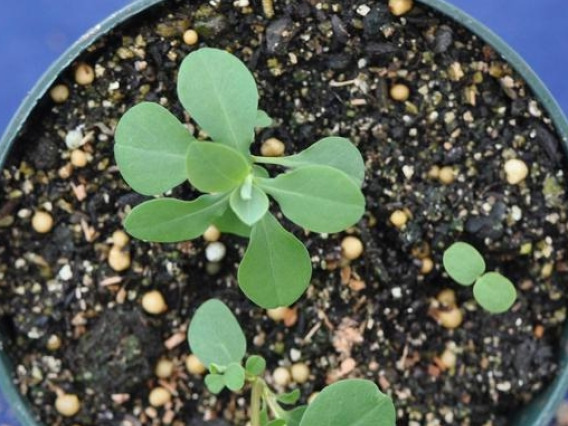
xmin=0 ymin=0 xmax=566 ymax=424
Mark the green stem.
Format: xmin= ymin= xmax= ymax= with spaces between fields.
xmin=264 ymin=387 xmax=288 ymax=419
xmin=250 ymin=379 xmax=264 ymax=426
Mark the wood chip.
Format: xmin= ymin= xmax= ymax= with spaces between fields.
xmin=71 ymin=183 xmax=87 ymax=201
xmin=100 ymin=276 xmax=123 ymax=287
xmin=164 ymin=332 xmax=186 ymax=350
xmin=111 ymin=393 xmax=131 ymax=404
xmin=80 ymin=219 xmax=97 ymax=242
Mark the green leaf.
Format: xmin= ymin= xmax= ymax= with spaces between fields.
xmin=124 ymin=194 xmax=228 ymax=243
xmin=260 ymin=403 xmax=270 ymax=425
xmin=254 ymin=137 xmax=365 ymax=186
xmin=115 ymin=102 xmax=195 ymax=195
xmin=205 ymin=373 xmax=225 ymax=394
xmin=186 ymin=142 xmax=251 ymax=193
xmin=213 ymin=208 xmax=251 ymax=238
xmin=188 ymin=299 xmax=247 ymax=367
xmin=277 ymin=389 xmax=301 ymax=405
xmin=286 ymin=406 xmax=307 ymax=426
xmin=224 ymin=363 xmax=246 ymax=391
xmin=267 ymin=421 xmax=286 ymax=426
xmin=253 ymin=165 xmax=270 ymax=178
xmin=230 ymin=184 xmax=269 ymax=226
xmin=443 ymin=242 xmax=486 ymax=286
xmin=256 ymin=110 xmax=273 ymax=128
xmin=257 ymin=166 xmax=365 ymax=233
xmin=299 ymin=380 xmax=396 ymax=426
xmin=177 ymin=48 xmax=258 ymax=154
xmin=473 ymin=272 xmax=517 ymax=314
xmin=245 ymin=355 xmax=266 ymax=376
xmin=238 ymin=213 xmax=311 ymax=308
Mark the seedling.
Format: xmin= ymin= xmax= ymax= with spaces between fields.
xmin=114 ymin=48 xmax=366 ymax=309
xmin=188 ymin=299 xmax=396 ymax=426
xmin=443 ymin=242 xmax=517 ymax=313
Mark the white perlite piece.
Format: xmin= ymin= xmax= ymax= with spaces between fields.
xmin=206 ymin=242 xmax=226 ymax=262
xmin=65 ymin=128 xmax=85 ymax=149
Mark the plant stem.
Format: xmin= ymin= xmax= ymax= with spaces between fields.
xmin=264 ymin=387 xmax=288 ymax=419
xmin=250 ymin=379 xmax=264 ymax=426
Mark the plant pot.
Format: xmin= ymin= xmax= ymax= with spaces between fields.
xmin=1 ymin=0 xmax=567 ymax=424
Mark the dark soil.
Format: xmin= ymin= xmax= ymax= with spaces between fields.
xmin=0 ymin=0 xmax=567 ymax=425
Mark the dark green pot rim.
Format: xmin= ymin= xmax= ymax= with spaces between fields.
xmin=1 ymin=0 xmax=567 ymax=424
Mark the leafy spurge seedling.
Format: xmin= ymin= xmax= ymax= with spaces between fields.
xmin=188 ymin=299 xmax=396 ymax=426
xmin=114 ymin=48 xmax=366 ymax=309
xmin=443 ymin=242 xmax=517 ymax=313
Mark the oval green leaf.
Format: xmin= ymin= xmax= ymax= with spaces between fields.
xmin=300 ymin=380 xmax=396 ymax=426
xmin=224 ymin=363 xmax=246 ymax=391
xmin=213 ymin=208 xmax=251 ymax=238
xmin=187 ymin=142 xmax=251 ymax=193
xmin=188 ymin=299 xmax=247 ymax=368
xmin=257 ymin=166 xmax=365 ymax=234
xmin=178 ymin=48 xmax=258 ymax=154
xmin=256 ymin=110 xmax=273 ymax=128
xmin=124 ymin=194 xmax=228 ymax=242
xmin=473 ymin=272 xmax=517 ymax=314
xmin=115 ymin=102 xmax=195 ymax=195
xmin=286 ymin=406 xmax=307 ymax=426
xmin=230 ymin=185 xmax=269 ymax=226
xmin=204 ymin=373 xmax=225 ymax=394
xmin=255 ymin=137 xmax=365 ymax=186
xmin=245 ymin=355 xmax=266 ymax=376
xmin=238 ymin=213 xmax=312 ymax=308
xmin=277 ymin=389 xmax=301 ymax=405
xmin=443 ymin=242 xmax=486 ymax=286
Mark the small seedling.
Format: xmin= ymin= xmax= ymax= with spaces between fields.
xmin=114 ymin=48 xmax=366 ymax=309
xmin=188 ymin=299 xmax=396 ymax=426
xmin=443 ymin=242 xmax=517 ymax=313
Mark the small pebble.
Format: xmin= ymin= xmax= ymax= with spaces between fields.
xmin=421 ymin=258 xmax=434 ymax=274
xmin=273 ymin=367 xmax=291 ymax=386
xmin=439 ymin=307 xmax=463 ymax=329
xmin=112 ymin=230 xmax=130 ymax=248
xmin=341 ymin=236 xmax=364 ymax=260
xmin=70 ymin=149 xmax=88 ymax=168
xmin=504 ymin=158 xmax=529 ymax=185
xmin=290 ymin=363 xmax=310 ymax=384
xmin=183 ymin=29 xmax=199 ymax=45
xmin=46 ymin=335 xmax=62 ymax=351
xmin=267 ymin=307 xmax=287 ymax=322
xmin=389 ymin=210 xmax=408 ymax=229
xmin=55 ymin=394 xmax=81 ymax=417
xmin=438 ymin=166 xmax=455 ymax=184
xmin=141 ymin=290 xmax=168 ymax=315
xmin=32 ymin=211 xmax=54 ymax=234
xmin=155 ymin=359 xmax=174 ymax=379
xmin=389 ymin=0 xmax=413 ymax=16
xmin=390 ymin=84 xmax=410 ymax=102
xmin=186 ymin=354 xmax=206 ymax=375
xmin=261 ymin=138 xmax=285 ymax=157
xmin=108 ymin=246 xmax=131 ymax=272
xmin=437 ymin=289 xmax=456 ymax=307
xmin=440 ymin=348 xmax=457 ymax=369
xmin=203 ymin=225 xmax=221 ymax=242
xmin=148 ymin=387 xmax=171 ymax=407
xmin=205 ymin=242 xmax=226 ymax=262
xmin=49 ymin=84 xmax=70 ymax=103
xmin=74 ymin=63 xmax=95 ymax=85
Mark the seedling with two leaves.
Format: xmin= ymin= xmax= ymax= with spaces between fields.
xmin=443 ymin=242 xmax=517 ymax=313
xmin=114 ymin=48 xmax=366 ymax=309
xmin=188 ymin=299 xmax=396 ymax=426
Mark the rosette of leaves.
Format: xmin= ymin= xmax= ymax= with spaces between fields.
xmin=443 ymin=242 xmax=517 ymax=313
xmin=114 ymin=48 xmax=366 ymax=309
xmin=188 ymin=299 xmax=396 ymax=426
